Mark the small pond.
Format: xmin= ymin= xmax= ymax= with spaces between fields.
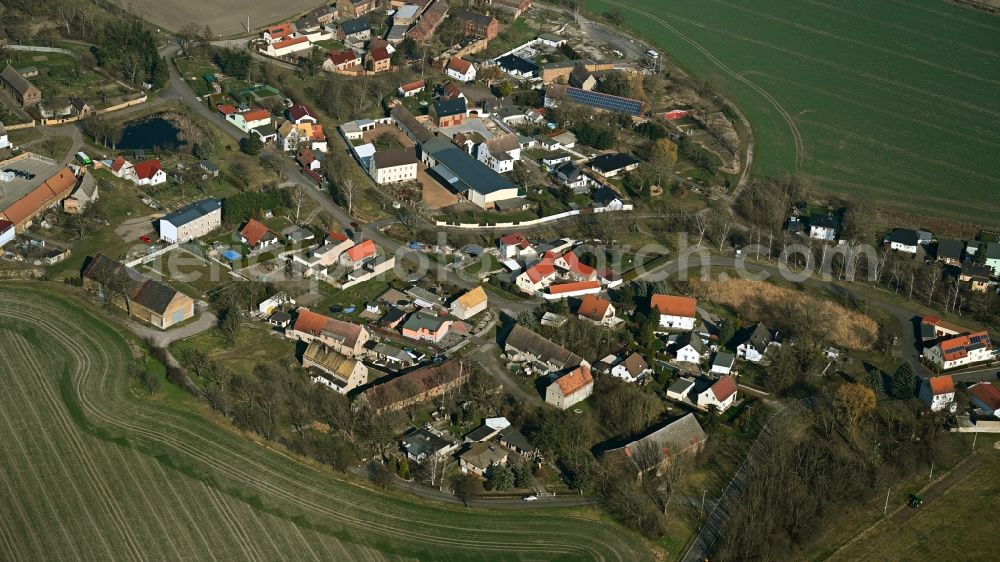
xmin=118 ymin=117 xmax=186 ymax=151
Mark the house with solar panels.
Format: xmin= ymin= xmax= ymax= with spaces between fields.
xmin=545 ymin=84 xmax=646 ymax=117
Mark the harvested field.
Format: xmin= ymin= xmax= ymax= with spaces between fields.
xmin=584 ymin=0 xmax=1000 ymax=224
xmin=695 ymin=278 xmax=879 ymax=349
xmin=131 ymin=0 xmax=319 ymax=35
xmin=0 ymin=283 xmax=651 ymax=561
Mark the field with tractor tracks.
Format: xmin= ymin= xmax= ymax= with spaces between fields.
xmin=585 ymin=0 xmax=1000 ymax=224
xmin=0 ymin=284 xmax=650 ymax=561
xmin=132 ymin=0 xmax=318 ymax=36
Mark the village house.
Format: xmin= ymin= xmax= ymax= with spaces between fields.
xmin=338 ymin=17 xmax=371 ymax=42
xmin=431 ymin=97 xmax=468 ymax=128
xmin=885 ymin=228 xmax=919 ymax=254
xmin=546 ymin=365 xmax=594 ymax=410
xmin=697 ymin=375 xmax=737 ymax=413
xmin=577 ymin=294 xmax=616 ymax=326
xmin=362 ymin=359 xmax=471 ymax=413
xmin=960 ymin=262 xmax=994 ymax=292
xmin=935 ymin=239 xmax=964 ymax=266
xmin=366 ymin=46 xmax=392 ymax=73
xmin=240 ymin=218 xmax=279 ymax=251
xmin=610 ymin=352 xmax=652 ymax=383
xmin=132 ymin=159 xmax=167 ymax=186
xmin=734 ymin=323 xmax=778 ymax=363
xmin=589 ymin=153 xmax=640 ymax=178
xmin=302 ymin=340 xmax=368 ymax=394
xmin=969 ymin=383 xmax=1000 ymax=417
xmin=450 ymin=286 xmax=488 ymax=320
xmin=401 ymin=426 xmax=458 ymax=462
xmin=339 ymin=239 xmax=377 ymax=270
xmin=286 ymin=308 xmax=370 ymax=357
xmin=338 ymin=0 xmax=374 ymax=18
xmin=266 ymin=36 xmax=312 ymax=57
xmin=407 ymin=0 xmax=449 ymax=41
xmin=456 ymin=9 xmax=499 ymax=39
xmin=495 ymin=54 xmax=539 ymax=79
xmin=711 ymin=351 xmax=735 ymax=376
xmin=63 ymin=172 xmax=99 ymax=214
xmin=263 ymin=22 xmax=295 ymax=43
xmin=985 ymin=243 xmax=1000 ymax=276
xmin=650 ymin=294 xmax=697 ymax=331
xmin=459 ymin=442 xmax=509 ymax=476
xmin=666 ymin=377 xmax=696 ymax=401
xmin=325 ymin=49 xmax=361 ymax=71
xmin=605 ymin=414 xmax=707 ymax=478
xmin=553 ymin=162 xmax=590 ymax=191
xmin=499 ymin=232 xmax=535 ymax=260
xmin=545 ymin=280 xmax=601 ymax=300
xmin=158 ymin=198 xmax=222 ymax=243
xmin=225 ymin=108 xmax=272 ymax=134
xmin=808 ymin=214 xmax=839 ymax=241
xmin=515 ymin=255 xmax=557 ymax=293
xmin=401 ymin=310 xmax=451 ymax=342
xmin=475 ymin=133 xmax=520 ymax=174
xmin=398 ymin=79 xmax=426 ymax=97
xmin=924 ymin=331 xmax=993 ymax=370
xmin=919 ymin=375 xmax=955 ymax=412
xmin=674 ymin=332 xmax=705 ymax=364
xmin=569 ymin=63 xmax=597 ymax=91
xmin=82 ymin=254 xmax=195 ymax=329
xmin=370 ymin=148 xmax=419 ymax=184
xmin=554 ymin=251 xmax=597 ymax=281
xmin=445 ymin=57 xmax=477 ymax=82
xmin=503 ymin=323 xmax=587 ymax=373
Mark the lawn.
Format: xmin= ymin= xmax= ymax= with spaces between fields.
xmin=4 ymin=50 xmax=134 ymax=109
xmin=0 ymin=283 xmax=655 ymax=560
xmin=311 ymin=278 xmax=391 ymax=316
xmin=584 ymin=0 xmax=1000 ymax=224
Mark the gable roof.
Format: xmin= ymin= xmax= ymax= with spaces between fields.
xmin=328 ymin=49 xmax=359 ymax=66
xmin=426 ymin=146 xmax=515 ymax=196
xmin=161 ymin=198 xmax=221 ymax=228
xmin=434 ymin=97 xmax=467 ymax=118
xmin=400 ymin=79 xmax=426 ymax=92
xmin=0 ymin=64 xmax=37 ymax=96
xmin=373 ymin=148 xmax=418 ymax=168
xmin=592 ymin=185 xmax=623 ymax=206
xmin=240 ymin=218 xmax=277 ymax=247
xmin=740 ymin=323 xmax=773 ymax=350
xmin=448 ymin=57 xmax=473 ymax=74
xmin=368 ymin=46 xmax=391 ymax=62
xmin=970 ymin=383 xmax=1000 ymax=411
xmin=132 ymin=159 xmax=162 ymax=180
xmin=402 ymin=310 xmax=448 ymax=332
xmin=887 ymin=228 xmax=919 ymax=246
xmin=111 ymin=156 xmax=130 ymax=172
xmin=808 ymin=214 xmax=839 ymax=229
xmin=927 ymin=375 xmax=955 ymax=396
xmin=650 ymin=294 xmax=697 ymax=318
xmin=0 ymin=166 xmax=78 ymax=226
xmin=569 ymin=64 xmax=593 ymax=88
xmin=345 ymin=239 xmax=377 ymax=262
xmin=590 ymin=153 xmax=640 ymax=173
xmin=496 ymin=54 xmax=539 ymax=75
xmin=327 ymin=230 xmax=350 ymax=243
xmin=82 ymin=254 xmax=185 ymax=314
xmin=577 ymin=294 xmax=611 ymax=321
xmin=303 ymin=340 xmax=361 ymax=380
xmin=553 ymin=365 xmax=593 ymax=396
xmin=341 ymin=17 xmax=369 ymax=35
xmin=272 ymin=36 xmax=309 ymax=50
xmin=615 ymin=413 xmax=707 ymax=463
xmin=293 ymin=309 xmax=366 ymax=348
xmin=559 ymin=250 xmax=596 ymax=278
xmin=936 ymin=239 xmax=964 ymax=260
xmin=499 ymin=232 xmax=531 ymax=249
xmin=266 ymin=22 xmax=294 ymax=39
xmin=504 ymin=324 xmax=584 ymax=370
xmin=390 ymin=105 xmax=434 ymax=143
xmin=287 ymin=103 xmax=314 ymax=122
xmin=241 ymin=108 xmax=271 ymax=122
xmin=937 ymin=331 xmax=991 ymax=362
xmin=364 ymin=359 xmax=467 ymax=409
xmin=524 ymin=258 xmax=556 ymax=283
xmin=455 ymin=286 xmax=487 ymax=309
xmin=548 ymin=280 xmax=600 ymax=295
xmin=710 ymin=376 xmax=737 ymax=402
xmin=620 ymin=352 xmax=649 ymax=377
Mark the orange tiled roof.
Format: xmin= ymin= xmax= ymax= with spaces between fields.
xmin=273 ymin=36 xmax=309 ymax=50
xmin=970 ymin=383 xmax=1000 ymax=410
xmin=651 ymin=294 xmax=697 ymax=318
xmin=711 ymin=376 xmax=737 ymax=402
xmin=555 ymin=365 xmax=593 ymax=396
xmin=448 ymin=57 xmax=473 ymax=74
xmin=346 ymin=239 xmax=376 ymax=262
xmin=401 ymin=79 xmax=426 ymax=92
xmin=578 ymin=294 xmax=611 ymax=320
xmin=242 ymin=108 xmax=271 ymax=122
xmin=240 ymin=219 xmax=275 ymax=247
xmin=133 ymin=159 xmax=161 ymax=180
xmin=2 ymin=167 xmax=77 ymax=226
xmin=548 ymin=280 xmax=600 ymax=294
xmin=526 ymin=259 xmax=556 ymax=284
xmin=560 ymin=251 xmax=596 ymax=278
xmin=928 ymin=375 xmax=955 ymax=396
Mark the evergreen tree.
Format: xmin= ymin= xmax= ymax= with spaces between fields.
xmin=485 ymin=464 xmax=515 ymax=491
xmin=240 ymin=134 xmax=263 ymax=155
xmin=890 ymin=362 xmax=916 ymax=399
xmin=865 ymin=367 xmax=884 ymax=396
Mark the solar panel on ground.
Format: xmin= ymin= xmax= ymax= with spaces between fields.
xmin=564 ymin=87 xmax=644 ymax=116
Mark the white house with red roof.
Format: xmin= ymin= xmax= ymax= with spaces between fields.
xmin=919 ymin=375 xmax=955 ymax=412
xmin=226 ymin=108 xmax=272 ymax=134
xmin=132 ymin=159 xmax=166 ymax=186
xmin=515 ymin=253 xmax=558 ymax=293
xmin=339 ymin=239 xmax=377 ymax=270
xmin=398 ymin=79 xmax=426 ymax=97
xmin=109 ymin=156 xmax=135 ymax=181
xmin=554 ymin=251 xmax=597 ymax=281
xmin=0 ymin=219 xmax=14 ymax=248
xmin=650 ymin=294 xmax=697 ymax=331
xmin=577 ymin=294 xmax=616 ymax=326
xmin=544 ymin=280 xmax=601 ymax=300
xmin=499 ymin=232 xmax=535 ymax=260
xmin=240 ymin=219 xmax=279 ymax=250
xmin=545 ymin=365 xmax=594 ymax=410
xmin=970 ymin=383 xmax=1000 ymax=417
xmin=325 ymin=49 xmax=361 ymax=72
xmin=697 ymin=376 xmax=737 ymax=413
xmin=445 ymin=57 xmax=477 ymax=82
xmin=287 ymin=104 xmax=318 ymax=125
xmin=264 ymin=23 xmax=296 ymax=43
xmin=924 ymin=331 xmax=993 ymax=370
xmin=265 ymin=36 xmax=311 ymax=57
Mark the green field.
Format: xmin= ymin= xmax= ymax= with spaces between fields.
xmin=0 ymin=284 xmax=651 ymax=561
xmin=585 ymin=0 xmax=1000 ymax=223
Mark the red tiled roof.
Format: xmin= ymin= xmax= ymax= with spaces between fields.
xmin=711 ymin=376 xmax=737 ymax=402
xmin=928 ymin=375 xmax=955 ymax=396
xmin=346 ymin=239 xmax=376 ymax=262
xmin=267 ymin=23 xmax=294 ymax=39
xmin=240 ymin=219 xmax=275 ymax=247
xmin=369 ymin=46 xmax=391 ymax=62
xmin=328 ymin=49 xmax=358 ymax=66
xmin=922 ymin=315 xmax=941 ymax=325
xmin=500 ymin=232 xmax=530 ymax=249
xmin=288 ymin=103 xmax=313 ymax=121
xmin=241 ymin=108 xmax=271 ymax=122
xmin=111 ymin=156 xmax=129 ymax=172
xmin=310 ymin=124 xmax=326 ymax=141
xmin=1 ymin=167 xmax=77 ymax=226
xmin=273 ymin=36 xmax=309 ymax=50
xmin=0 ymin=220 xmax=13 ymax=233
xmin=293 ymin=308 xmax=364 ymax=348
xmin=526 ymin=259 xmax=556 ymax=284
xmin=548 ymin=280 xmax=600 ymax=295
xmin=555 ymin=365 xmax=593 ymax=396
xmin=577 ymin=294 xmax=611 ymax=321
xmin=400 ymin=79 xmax=426 ymax=92
xmin=132 ymin=159 xmax=161 ymax=180
xmin=327 ymin=231 xmax=349 ymax=242
xmin=560 ymin=251 xmax=596 ymax=278
xmin=939 ymin=331 xmax=991 ymax=362
xmin=651 ymin=294 xmax=697 ymax=318
xmin=217 ymin=104 xmax=237 ymax=115
xmin=448 ymin=57 xmax=473 ymax=74
xmin=970 ymin=383 xmax=1000 ymax=411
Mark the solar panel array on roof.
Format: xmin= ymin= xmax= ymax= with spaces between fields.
xmin=564 ymin=87 xmax=645 ymax=116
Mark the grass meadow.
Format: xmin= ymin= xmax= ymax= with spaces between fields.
xmin=0 ymin=284 xmax=652 ymax=561
xmin=585 ymin=0 xmax=1000 ymax=224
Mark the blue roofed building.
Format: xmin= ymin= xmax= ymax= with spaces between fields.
xmin=423 ymin=144 xmax=520 ymax=209
xmin=545 ymin=84 xmax=646 ymax=117
xmin=158 ymin=198 xmax=222 ymax=243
